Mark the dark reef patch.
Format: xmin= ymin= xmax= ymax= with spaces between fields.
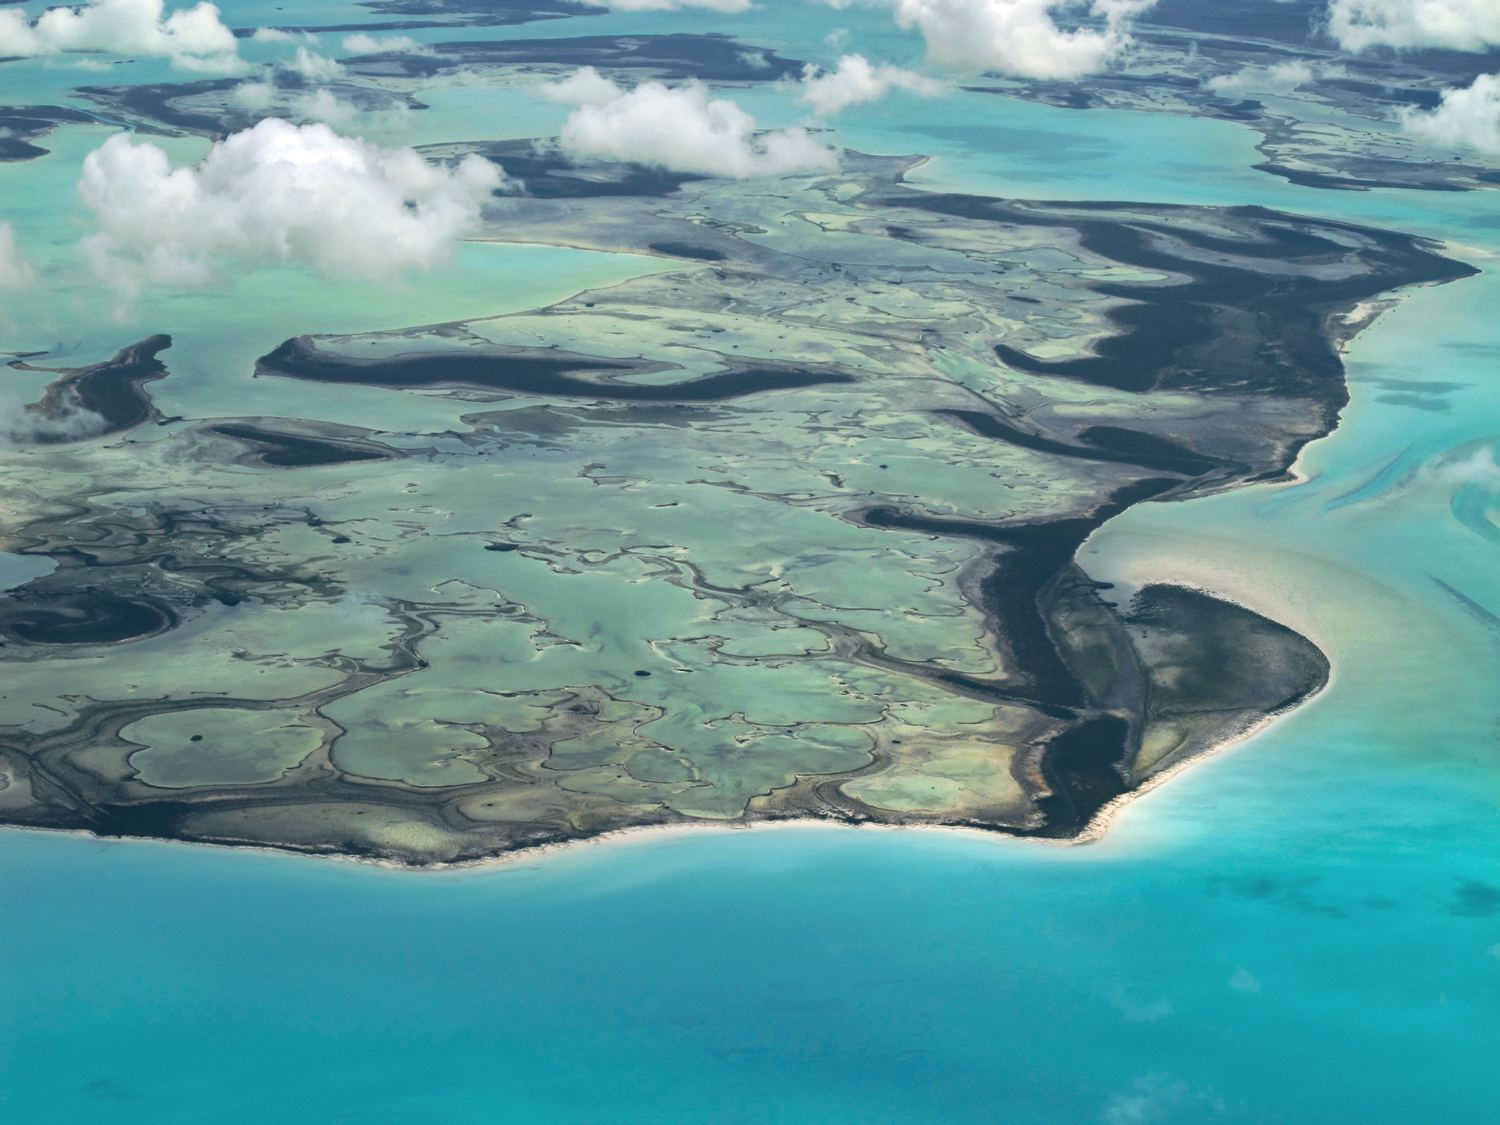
xmin=257 ymin=337 xmax=854 ymax=400
xmin=1447 ymin=879 xmax=1500 ymax=918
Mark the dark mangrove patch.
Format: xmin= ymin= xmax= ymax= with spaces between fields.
xmin=237 ymin=0 xmax=606 ymax=35
xmin=344 ymin=33 xmax=805 ymax=81
xmin=0 ymin=104 xmax=100 ymax=161
xmin=76 ymin=80 xmax=241 ymax=137
xmin=452 ymin=140 xmax=706 ymax=198
xmin=886 ymin=196 xmax=1478 ymax=405
xmin=1253 ymin=162 xmax=1470 ymax=193
xmin=1141 ymin=0 xmax=1322 ymax=45
xmin=1127 ymin=583 xmax=1330 ymax=723
xmin=863 ymin=478 xmax=1180 ymax=713
xmin=207 ymin=424 xmax=401 ymax=468
xmin=936 ymin=409 xmax=1228 ymax=477
xmin=256 ymin=337 xmax=854 ymax=400
xmin=649 ymin=242 xmax=727 ymax=261
xmin=17 ymin=335 xmax=171 ymax=441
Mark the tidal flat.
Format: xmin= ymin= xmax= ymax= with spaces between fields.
xmin=0 ymin=138 xmax=1473 ymax=861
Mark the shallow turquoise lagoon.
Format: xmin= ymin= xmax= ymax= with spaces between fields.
xmin=2 ymin=1 xmax=1500 ymax=1121
xmin=2 ymin=812 xmax=1498 ymax=1125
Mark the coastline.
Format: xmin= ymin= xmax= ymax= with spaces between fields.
xmin=0 ymin=801 xmax=1152 ymax=874
xmin=0 ymin=165 xmax=1477 ymax=864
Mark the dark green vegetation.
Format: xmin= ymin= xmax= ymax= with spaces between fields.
xmin=13 ymin=335 xmax=171 ymax=440
xmin=0 ymin=104 xmax=101 ymax=161
xmin=343 ymin=33 xmax=806 ymax=82
xmin=236 ymin=0 xmax=608 ymax=36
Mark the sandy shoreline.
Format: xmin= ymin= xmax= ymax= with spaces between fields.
xmin=0 ymin=708 xmax=1301 ymax=875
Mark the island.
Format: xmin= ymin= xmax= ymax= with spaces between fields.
xmin=0 ymin=137 xmax=1476 ymax=863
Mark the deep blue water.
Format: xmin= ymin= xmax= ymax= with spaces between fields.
xmin=2 ymin=817 xmax=1497 ymax=1125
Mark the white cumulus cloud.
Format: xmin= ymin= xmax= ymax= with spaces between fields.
xmin=595 ymin=0 xmax=751 ymax=10
xmin=76 ymin=118 xmax=504 ymax=295
xmin=231 ymin=81 xmax=413 ymax=132
xmin=543 ymin=69 xmax=839 ymax=177
xmin=1100 ymin=1074 xmax=1193 ymax=1125
xmin=249 ymin=27 xmax=315 ymax=43
xmin=1328 ymin=0 xmax=1500 ymax=52
xmin=1 ymin=392 xmax=109 ymax=446
xmin=1206 ymin=60 xmax=1333 ymax=95
xmin=229 ymin=80 xmax=277 ymax=110
xmin=799 ymin=54 xmax=945 ymax=114
xmin=891 ymin=0 xmax=1159 ymax=79
xmin=284 ymin=46 xmax=344 ymax=82
xmin=0 ymin=0 xmax=242 ymax=72
xmin=341 ymin=32 xmax=429 ymax=54
xmin=538 ymin=65 xmax=621 ymax=106
xmin=0 ymin=222 xmax=33 ymax=293
xmin=1402 ymin=72 xmax=1500 ymax=153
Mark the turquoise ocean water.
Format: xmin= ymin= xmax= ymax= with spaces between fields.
xmin=2 ymin=2 xmax=1498 ymax=1122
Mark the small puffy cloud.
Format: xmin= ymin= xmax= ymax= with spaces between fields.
xmin=1106 ymin=984 xmax=1173 ymax=1023
xmin=1206 ymin=60 xmax=1329 ymax=95
xmin=891 ymin=0 xmax=1159 ymax=79
xmin=0 ymin=0 xmax=243 ymax=72
xmin=229 ymin=80 xmax=276 ymax=111
xmin=595 ymin=0 xmax=751 ymax=10
xmin=799 ymin=54 xmax=945 ymax=115
xmin=341 ymin=32 xmax=427 ymax=54
xmin=231 ymin=79 xmax=413 ymax=132
xmin=1228 ymin=966 xmax=1261 ymax=993
xmin=1424 ymin=443 xmax=1500 ymax=486
xmin=284 ymin=46 xmax=344 ymax=82
xmin=1100 ymin=1075 xmax=1193 ymax=1125
xmin=1328 ymin=0 xmax=1500 ymax=52
xmin=0 ymin=221 xmax=33 ymax=292
xmin=1402 ymin=72 xmax=1500 ymax=154
xmin=538 ymin=65 xmax=621 ymax=106
xmin=1 ymin=393 xmax=108 ymax=447
xmin=76 ymin=118 xmax=504 ymax=295
xmin=249 ymin=27 xmax=315 ymax=43
xmin=282 ymin=88 xmax=359 ymax=129
xmin=545 ymin=70 xmax=839 ymax=177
